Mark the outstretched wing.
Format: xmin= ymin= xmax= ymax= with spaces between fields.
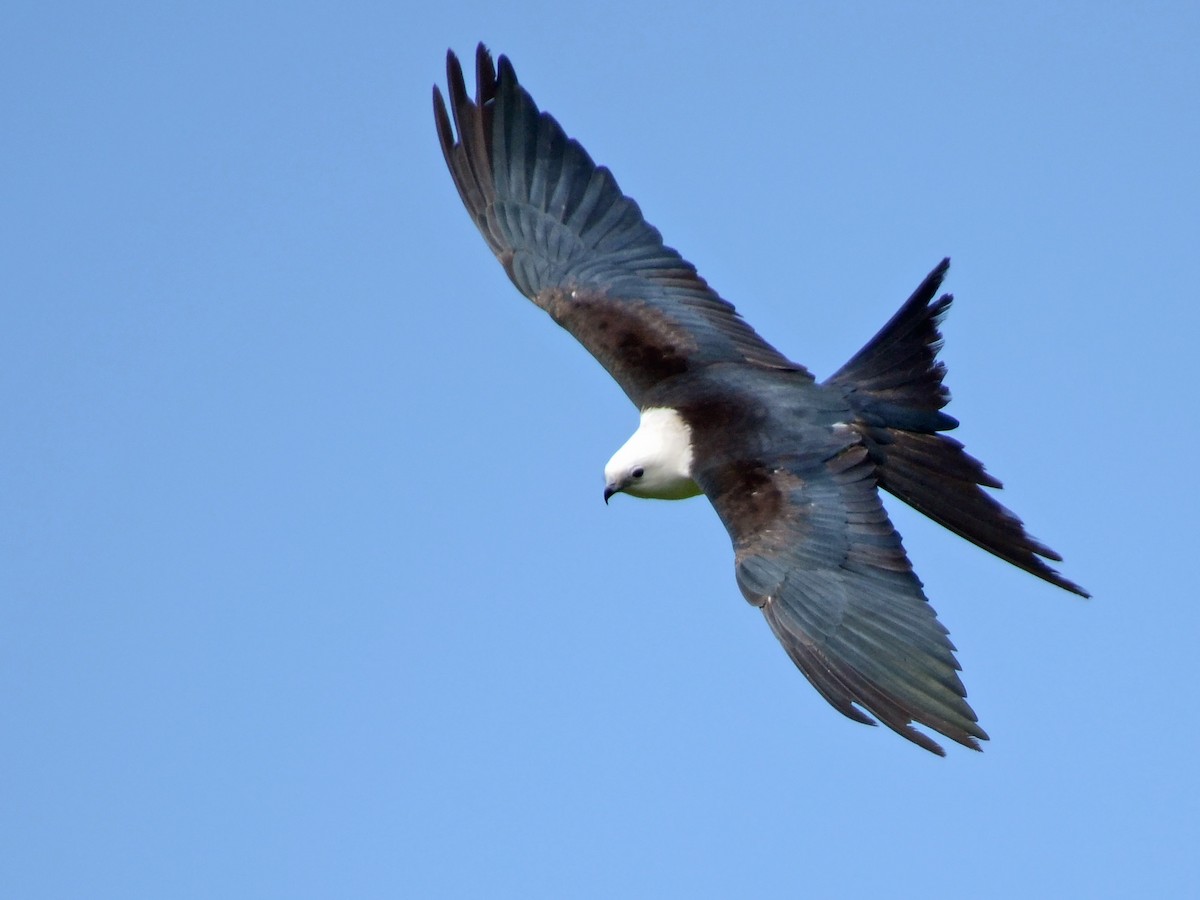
xmin=698 ymin=437 xmax=988 ymax=755
xmin=433 ymin=44 xmax=808 ymax=407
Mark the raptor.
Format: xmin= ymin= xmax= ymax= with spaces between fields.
xmin=433 ymin=44 xmax=1087 ymax=754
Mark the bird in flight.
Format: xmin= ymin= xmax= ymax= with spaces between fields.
xmin=433 ymin=44 xmax=1087 ymax=755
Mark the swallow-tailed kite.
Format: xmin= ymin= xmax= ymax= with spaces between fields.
xmin=433 ymin=44 xmax=1087 ymax=755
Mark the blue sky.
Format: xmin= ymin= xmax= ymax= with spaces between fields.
xmin=4 ymin=1 xmax=1198 ymax=897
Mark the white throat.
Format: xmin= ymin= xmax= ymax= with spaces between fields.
xmin=604 ymin=407 xmax=701 ymax=500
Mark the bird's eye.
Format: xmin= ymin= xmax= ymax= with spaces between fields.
xmin=631 ymin=467 xmax=644 ymax=479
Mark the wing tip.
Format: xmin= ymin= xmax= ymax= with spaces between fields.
xmin=495 ymin=49 xmax=516 ymax=86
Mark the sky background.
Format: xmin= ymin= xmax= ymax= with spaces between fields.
xmin=4 ymin=1 xmax=1198 ymax=897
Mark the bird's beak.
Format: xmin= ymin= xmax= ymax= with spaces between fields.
xmin=603 ymin=483 xmax=619 ymax=505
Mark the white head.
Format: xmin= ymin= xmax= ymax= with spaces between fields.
xmin=603 ymin=407 xmax=702 ymax=502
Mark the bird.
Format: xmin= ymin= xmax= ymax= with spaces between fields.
xmin=432 ymin=44 xmax=1087 ymax=755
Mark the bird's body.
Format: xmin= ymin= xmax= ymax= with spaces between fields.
xmin=433 ymin=44 xmax=1087 ymax=755
xmin=609 ymin=365 xmax=851 ymax=499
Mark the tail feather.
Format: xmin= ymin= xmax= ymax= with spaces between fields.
xmin=826 ymin=259 xmax=1089 ymax=598
xmin=829 ymin=258 xmax=957 ymax=433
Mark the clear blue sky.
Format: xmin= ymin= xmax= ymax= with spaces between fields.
xmin=4 ymin=2 xmax=1198 ymax=897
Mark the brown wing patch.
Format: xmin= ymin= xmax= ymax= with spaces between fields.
xmin=538 ymin=287 xmax=698 ymax=401
xmin=700 ymin=461 xmax=815 ymax=566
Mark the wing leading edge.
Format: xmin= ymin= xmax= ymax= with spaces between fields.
xmin=434 ymin=44 xmax=809 ymax=407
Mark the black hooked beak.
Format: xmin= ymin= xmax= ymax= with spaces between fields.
xmin=603 ymin=483 xmax=619 ymax=505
